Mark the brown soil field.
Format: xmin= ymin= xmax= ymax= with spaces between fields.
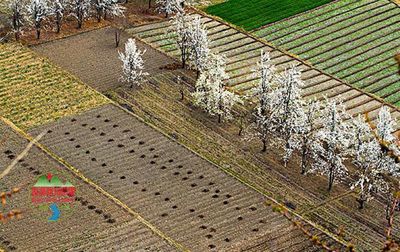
xmin=29 ymin=103 xmax=343 ymax=251
xmin=32 ymin=27 xmax=174 ymax=92
xmin=0 ymin=119 xmax=175 ymax=251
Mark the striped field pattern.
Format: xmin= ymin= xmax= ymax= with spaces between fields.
xmin=253 ymin=0 xmax=400 ymax=107
xmin=0 ymin=43 xmax=109 ymax=130
xmin=127 ymin=13 xmax=400 ymax=134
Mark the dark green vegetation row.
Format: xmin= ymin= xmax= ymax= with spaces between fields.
xmin=205 ymin=0 xmax=333 ymax=30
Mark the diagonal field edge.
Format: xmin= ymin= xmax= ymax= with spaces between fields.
xmin=190 ymin=7 xmax=400 ymax=115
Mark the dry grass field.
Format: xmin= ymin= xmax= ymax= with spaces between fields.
xmin=0 ymin=43 xmax=109 ymax=130
xmin=0 ymin=119 xmax=175 ymax=251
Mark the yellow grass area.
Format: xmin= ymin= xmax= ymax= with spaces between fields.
xmin=0 ymin=43 xmax=110 ymax=130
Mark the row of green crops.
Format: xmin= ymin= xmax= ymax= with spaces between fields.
xmin=205 ymin=0 xmax=334 ymax=30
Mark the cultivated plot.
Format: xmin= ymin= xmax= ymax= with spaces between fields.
xmin=205 ymin=0 xmax=334 ymax=30
xmin=254 ymin=0 xmax=400 ymax=107
xmin=126 ymin=14 xmax=400 ymax=133
xmin=0 ymin=43 xmax=109 ymax=130
xmin=32 ymin=28 xmax=175 ymax=92
xmin=30 ymin=103 xmax=344 ymax=251
xmin=0 ymin=120 xmax=175 ymax=252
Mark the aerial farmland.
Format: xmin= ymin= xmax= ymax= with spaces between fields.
xmin=0 ymin=0 xmax=399 ymax=251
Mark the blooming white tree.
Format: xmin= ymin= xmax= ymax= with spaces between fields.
xmin=376 ymin=106 xmax=397 ymax=148
xmin=192 ymin=53 xmax=241 ymax=122
xmin=295 ymin=99 xmax=323 ymax=174
xmin=27 ymin=0 xmax=49 ymax=39
xmin=188 ymin=16 xmax=209 ymax=77
xmin=252 ymin=51 xmax=280 ymax=152
xmin=70 ymin=0 xmax=91 ymax=29
xmin=171 ymin=11 xmax=193 ymax=69
xmin=157 ymin=0 xmax=183 ymax=18
xmin=103 ymin=0 xmax=125 ymax=20
xmin=93 ymin=0 xmax=105 ymax=22
xmin=274 ymin=65 xmax=305 ymax=165
xmin=350 ymin=116 xmax=390 ymax=209
xmin=51 ymin=0 xmax=65 ymax=33
xmin=119 ymin=38 xmax=148 ymax=88
xmin=309 ymin=100 xmax=351 ymax=191
xmin=8 ymin=0 xmax=25 ymax=40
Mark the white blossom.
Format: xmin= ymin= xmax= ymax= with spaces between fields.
xmin=157 ymin=0 xmax=183 ymax=18
xmin=69 ymin=0 xmax=91 ymax=29
xmin=119 ymin=38 xmax=149 ymax=88
xmin=309 ymin=100 xmax=351 ymax=191
xmin=192 ymin=53 xmax=241 ymax=122
xmin=171 ymin=11 xmax=193 ymax=68
xmin=251 ymin=50 xmax=280 ymax=152
xmin=350 ymin=116 xmax=390 ymax=208
xmin=188 ymin=16 xmax=209 ymax=74
xmin=27 ymin=0 xmax=49 ymax=39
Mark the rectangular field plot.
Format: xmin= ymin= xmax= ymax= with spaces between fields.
xmin=204 ymin=0 xmax=334 ymax=30
xmin=29 ymin=104 xmax=342 ymax=251
xmin=254 ymin=0 xmax=400 ymax=108
xmin=0 ymin=43 xmax=109 ymax=130
xmin=0 ymin=120 xmax=174 ymax=252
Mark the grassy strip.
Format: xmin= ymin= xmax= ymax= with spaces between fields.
xmin=0 ymin=43 xmax=109 ymax=130
xmin=205 ymin=0 xmax=334 ymax=30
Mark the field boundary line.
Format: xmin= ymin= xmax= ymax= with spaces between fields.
xmin=251 ymin=0 xmax=343 ymax=32
xmin=28 ymin=25 xmax=109 ymax=47
xmin=192 ymin=8 xmax=400 ymax=114
xmin=0 ymin=116 xmax=189 ymax=252
xmin=110 ymin=92 xmax=351 ymax=249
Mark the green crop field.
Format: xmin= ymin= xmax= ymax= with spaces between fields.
xmin=205 ymin=0 xmax=334 ymax=30
xmin=254 ymin=0 xmax=400 ymax=107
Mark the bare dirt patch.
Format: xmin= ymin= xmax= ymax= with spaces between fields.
xmin=0 ymin=120 xmax=175 ymax=251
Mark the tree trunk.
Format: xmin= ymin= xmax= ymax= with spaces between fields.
xmin=218 ymin=114 xmax=221 ymax=123
xmin=115 ymin=30 xmax=121 ymax=48
xmin=301 ymin=146 xmax=307 ymax=175
xmin=14 ymin=31 xmax=19 ymax=41
xmin=36 ymin=28 xmax=40 ymax=40
xmin=196 ymin=70 xmax=200 ymax=79
xmin=180 ymin=89 xmax=184 ymax=101
xmin=262 ymin=138 xmax=267 ymax=152
xmin=357 ymin=198 xmax=365 ymax=209
xmin=148 ymin=0 xmax=151 ymax=9
xmin=56 ymin=12 xmax=61 ymax=33
xmin=328 ymin=168 xmax=334 ymax=192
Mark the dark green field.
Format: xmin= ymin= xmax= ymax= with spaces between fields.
xmin=206 ymin=0 xmax=334 ymax=30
